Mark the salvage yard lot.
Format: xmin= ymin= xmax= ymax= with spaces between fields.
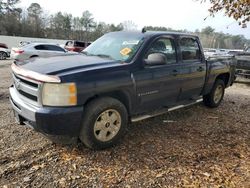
xmin=0 ymin=60 xmax=250 ymax=187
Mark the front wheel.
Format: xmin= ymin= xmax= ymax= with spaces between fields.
xmin=79 ymin=97 xmax=128 ymax=149
xmin=203 ymin=79 xmax=225 ymax=108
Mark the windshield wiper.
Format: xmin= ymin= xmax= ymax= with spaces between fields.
xmin=94 ymin=54 xmax=113 ymax=59
xmin=81 ymin=52 xmax=114 ymax=59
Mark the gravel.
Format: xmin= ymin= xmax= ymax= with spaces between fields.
xmin=0 ymin=60 xmax=249 ymax=187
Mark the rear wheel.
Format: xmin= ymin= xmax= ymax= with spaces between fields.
xmin=0 ymin=52 xmax=7 ymax=60
xmin=79 ymin=97 xmax=128 ymax=149
xmin=203 ymin=79 xmax=225 ymax=108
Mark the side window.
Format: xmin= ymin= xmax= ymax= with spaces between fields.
xmin=35 ymin=45 xmax=46 ymax=50
xmin=145 ymin=38 xmax=177 ymax=64
xmin=45 ymin=45 xmax=65 ymax=52
xmin=75 ymin=41 xmax=85 ymax=47
xmin=180 ymin=38 xmax=201 ymax=61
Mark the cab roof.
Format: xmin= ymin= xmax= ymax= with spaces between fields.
xmin=109 ymin=30 xmax=198 ymax=38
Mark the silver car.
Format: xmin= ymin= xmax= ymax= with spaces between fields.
xmin=11 ymin=42 xmax=74 ymax=61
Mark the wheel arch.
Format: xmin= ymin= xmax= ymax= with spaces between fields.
xmin=30 ymin=55 xmax=39 ymax=58
xmin=216 ymin=73 xmax=230 ymax=87
xmin=84 ymin=90 xmax=132 ymax=115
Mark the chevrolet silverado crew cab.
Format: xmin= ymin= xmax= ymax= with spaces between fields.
xmin=9 ymin=31 xmax=236 ymax=149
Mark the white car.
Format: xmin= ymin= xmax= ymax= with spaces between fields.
xmin=204 ymin=48 xmax=230 ymax=58
xmin=11 ymin=43 xmax=75 ymax=61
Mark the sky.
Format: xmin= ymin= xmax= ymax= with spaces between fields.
xmin=18 ymin=0 xmax=250 ymax=39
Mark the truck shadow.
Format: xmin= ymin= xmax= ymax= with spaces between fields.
xmin=59 ymin=99 xmax=249 ymax=172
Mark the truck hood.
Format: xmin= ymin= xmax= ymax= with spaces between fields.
xmin=19 ymin=54 xmax=124 ymax=75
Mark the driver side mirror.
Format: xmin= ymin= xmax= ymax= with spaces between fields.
xmin=144 ymin=53 xmax=166 ymax=66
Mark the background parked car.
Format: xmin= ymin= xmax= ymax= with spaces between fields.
xmin=64 ymin=40 xmax=91 ymax=52
xmin=203 ymin=48 xmax=230 ymax=58
xmin=11 ymin=42 xmax=75 ymax=61
xmin=0 ymin=43 xmax=11 ymax=60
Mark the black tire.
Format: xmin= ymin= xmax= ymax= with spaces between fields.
xmin=0 ymin=52 xmax=7 ymax=60
xmin=203 ymin=79 xmax=225 ymax=108
xmin=79 ymin=97 xmax=128 ymax=149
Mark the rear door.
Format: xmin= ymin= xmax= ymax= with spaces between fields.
xmin=178 ymin=37 xmax=206 ymax=100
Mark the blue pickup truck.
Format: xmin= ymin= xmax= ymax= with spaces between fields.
xmin=9 ymin=31 xmax=236 ymax=149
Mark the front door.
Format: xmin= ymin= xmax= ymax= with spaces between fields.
xmin=133 ymin=37 xmax=181 ymax=113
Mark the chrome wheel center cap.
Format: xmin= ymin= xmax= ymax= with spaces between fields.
xmin=105 ymin=122 xmax=110 ymax=128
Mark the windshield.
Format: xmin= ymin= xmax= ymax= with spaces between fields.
xmin=82 ymin=32 xmax=144 ymax=62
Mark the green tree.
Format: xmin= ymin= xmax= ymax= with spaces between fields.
xmin=27 ymin=3 xmax=44 ymax=37
xmin=90 ymin=23 xmax=123 ymax=41
xmin=144 ymin=26 xmax=185 ymax=32
xmin=0 ymin=0 xmax=20 ymax=35
xmin=81 ymin=11 xmax=95 ymax=31
xmin=201 ymin=26 xmax=215 ymax=35
xmin=81 ymin=10 xmax=96 ymax=41
xmin=63 ymin=13 xmax=72 ymax=39
xmin=197 ymin=26 xmax=249 ymax=49
xmin=72 ymin=16 xmax=82 ymax=40
xmin=0 ymin=0 xmax=20 ymax=13
xmin=109 ymin=23 xmax=123 ymax=32
xmin=49 ymin=12 xmax=72 ymax=39
xmin=231 ymin=35 xmax=247 ymax=49
xmin=122 ymin=20 xmax=137 ymax=31
xmin=50 ymin=12 xmax=65 ymax=38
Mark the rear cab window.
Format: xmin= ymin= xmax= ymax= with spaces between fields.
xmin=180 ymin=37 xmax=201 ymax=62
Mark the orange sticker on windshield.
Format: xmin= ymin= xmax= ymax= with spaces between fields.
xmin=120 ymin=47 xmax=132 ymax=56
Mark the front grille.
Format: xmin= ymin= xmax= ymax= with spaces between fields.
xmin=19 ymin=90 xmax=38 ymax=101
xmin=13 ymin=73 xmax=41 ymax=106
xmin=19 ymin=77 xmax=38 ymax=88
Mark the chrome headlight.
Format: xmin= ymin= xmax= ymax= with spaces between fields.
xmin=42 ymin=83 xmax=77 ymax=106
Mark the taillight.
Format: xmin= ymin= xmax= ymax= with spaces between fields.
xmin=14 ymin=50 xmax=24 ymax=54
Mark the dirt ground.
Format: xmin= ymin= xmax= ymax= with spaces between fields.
xmin=0 ymin=60 xmax=249 ymax=187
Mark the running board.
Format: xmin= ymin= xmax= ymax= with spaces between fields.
xmin=131 ymin=98 xmax=203 ymax=122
